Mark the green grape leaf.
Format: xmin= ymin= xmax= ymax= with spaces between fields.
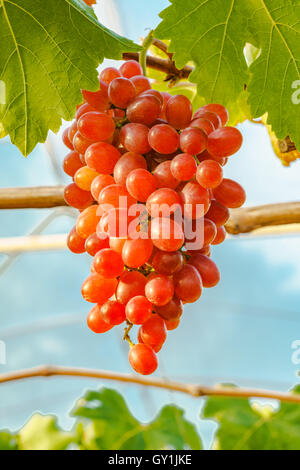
xmin=155 ymin=0 xmax=300 ymax=145
xmin=0 ymin=0 xmax=140 ymax=156
xmin=73 ymin=387 xmax=201 ymax=450
xmin=203 ymin=385 xmax=300 ymax=450
xmin=247 ymin=0 xmax=300 ymax=148
xmin=0 ymin=431 xmax=18 ymax=450
xmin=18 ymin=414 xmax=75 ymax=450
xmin=155 ymin=0 xmax=251 ymax=109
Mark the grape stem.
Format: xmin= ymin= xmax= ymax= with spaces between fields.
xmin=1 ymin=365 xmax=300 ymax=404
xmin=123 ymin=321 xmax=134 ymax=347
xmin=140 ymin=29 xmax=154 ymax=76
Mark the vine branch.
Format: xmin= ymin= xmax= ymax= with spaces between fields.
xmin=0 ymin=365 xmax=299 ymax=404
xmin=0 ymin=187 xmax=299 ymax=235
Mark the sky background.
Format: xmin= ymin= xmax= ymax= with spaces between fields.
xmin=0 ymin=0 xmax=300 ymax=449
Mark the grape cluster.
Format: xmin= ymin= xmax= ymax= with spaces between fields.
xmin=62 ymin=60 xmax=246 ymax=375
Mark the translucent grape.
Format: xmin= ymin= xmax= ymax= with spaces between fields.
xmin=85 ymin=142 xmax=121 ymax=174
xmin=114 ymin=152 xmax=147 ymax=185
xmin=180 ymin=182 xmax=210 ymax=219
xmin=87 ymin=305 xmax=113 ymax=334
xmin=205 ymin=200 xmax=230 ymax=226
xmin=108 ymin=77 xmax=136 ymax=108
xmin=170 ymin=153 xmax=197 ymax=181
xmin=85 ymin=232 xmax=109 ymax=256
xmin=82 ymin=274 xmax=117 ymax=304
xmin=125 ymin=296 xmax=153 ymax=325
xmin=126 ymin=169 xmax=157 ymax=202
xmin=148 ymin=124 xmax=179 ymax=155
xmin=151 ymin=217 xmax=184 ymax=252
xmin=93 ymin=248 xmax=124 ymax=278
xmin=74 ymin=166 xmax=99 ymax=191
xmin=173 ymin=264 xmax=202 ymax=303
xmin=91 ymin=174 xmax=115 ymax=201
xmin=166 ymin=95 xmax=192 ymax=129
xmin=76 ymin=205 xmax=101 ymax=239
xmin=180 ymin=127 xmax=207 ymax=155
xmin=120 ymin=60 xmax=143 ymax=79
xmin=122 ymin=239 xmax=153 ymax=268
xmin=188 ymin=253 xmax=220 ymax=287
xmin=207 ymin=127 xmax=243 ymax=157
xmin=78 ymin=112 xmax=115 ymax=142
xmin=153 ymin=161 xmax=179 ymax=190
xmin=100 ymin=300 xmax=126 ymax=325
xmin=120 ymin=123 xmax=151 ymax=154
xmin=196 ymin=160 xmax=223 ymax=189
xmin=151 ymin=250 xmax=183 ymax=275
xmin=128 ymin=343 xmax=158 ymax=375
xmin=67 ymin=226 xmax=86 ymax=254
xmin=64 ymin=183 xmax=94 ymax=210
xmin=213 ymin=178 xmax=246 ymax=208
xmin=145 ymin=275 xmax=174 ymax=306
xmin=127 ymin=95 xmax=161 ymax=125
xmin=201 ymin=104 xmax=229 ymax=126
xmin=156 ymin=296 xmax=183 ymax=321
xmin=130 ymin=75 xmax=151 ymax=95
xmin=100 ymin=67 xmax=121 ymax=84
xmin=116 ymin=270 xmax=147 ymax=304
xmin=63 ymin=151 xmax=83 ymax=177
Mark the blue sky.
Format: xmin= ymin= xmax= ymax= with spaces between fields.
xmin=0 ymin=0 xmax=299 ymax=449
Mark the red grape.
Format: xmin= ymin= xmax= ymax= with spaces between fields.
xmin=166 ymin=95 xmax=192 ymax=129
xmin=201 ymin=104 xmax=229 ymax=126
xmin=78 ymin=112 xmax=115 ymax=142
xmin=151 ymin=250 xmax=183 ymax=275
xmin=63 ymin=151 xmax=83 ymax=177
xmin=126 ymin=169 xmax=157 ymax=202
xmin=193 ymin=110 xmax=221 ymax=129
xmin=207 ymin=127 xmax=243 ymax=157
xmin=213 ymin=178 xmax=246 ymax=208
xmin=120 ymin=60 xmax=143 ymax=79
xmin=148 ymin=124 xmax=179 ymax=154
xmin=108 ymin=77 xmax=136 ymax=108
xmin=85 ymin=142 xmax=121 ymax=174
xmin=129 ymin=343 xmax=158 ymax=375
xmin=64 ymin=183 xmax=94 ymax=210
xmin=140 ymin=315 xmax=167 ymax=350
xmin=151 ymin=217 xmax=184 ymax=252
xmin=122 ymin=238 xmax=153 ymax=268
xmin=127 ymin=95 xmax=161 ymax=125
xmin=153 ymin=160 xmax=179 ymax=189
xmin=180 ymin=127 xmax=207 ymax=155
xmin=74 ymin=166 xmax=99 ymax=191
xmin=190 ymin=118 xmax=215 ymax=135
xmin=205 ymin=200 xmax=230 ymax=226
xmin=114 ymin=152 xmax=147 ymax=185
xmin=93 ymin=248 xmax=124 ymax=278
xmin=87 ymin=305 xmax=113 ymax=334
xmin=100 ymin=67 xmax=121 ymax=84
xmin=180 ymin=182 xmax=210 ymax=219
xmin=100 ymin=300 xmax=126 ymax=325
xmin=188 ymin=254 xmax=220 ymax=287
xmin=76 ymin=205 xmax=101 ymax=239
xmin=173 ymin=264 xmax=202 ymax=303
xmin=120 ymin=123 xmax=151 ymax=154
xmin=82 ymin=274 xmax=117 ymax=303
xmin=211 ymin=225 xmax=226 ymax=245
xmin=145 ymin=275 xmax=174 ymax=306
xmin=62 ymin=127 xmax=74 ymax=150
xmin=170 ymin=153 xmax=197 ymax=181
xmin=116 ymin=270 xmax=147 ymax=304
xmin=156 ymin=296 xmax=183 ymax=321
xmin=146 ymin=188 xmax=181 ymax=216
xmin=91 ymin=174 xmax=115 ymax=201
xmin=125 ymin=296 xmax=153 ymax=325
xmin=196 ymin=160 xmax=223 ymax=189
xmin=67 ymin=226 xmax=86 ymax=254
xmin=85 ymin=232 xmax=109 ymax=256
xmin=130 ymin=75 xmax=151 ymax=95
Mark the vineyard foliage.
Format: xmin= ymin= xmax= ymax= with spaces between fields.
xmin=0 ymin=0 xmax=300 ymax=155
xmin=1 ymin=386 xmax=300 ymax=450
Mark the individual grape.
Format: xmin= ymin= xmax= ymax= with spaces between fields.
xmin=188 ymin=253 xmax=220 ymax=287
xmin=85 ymin=142 xmax=121 ymax=174
xmin=213 ymin=178 xmax=246 ymax=208
xmin=76 ymin=205 xmax=100 ymax=239
xmin=201 ymin=104 xmax=229 ymax=126
xmin=125 ymin=296 xmax=153 ymax=325
xmin=67 ymin=226 xmax=86 ymax=254
xmin=127 ymin=95 xmax=161 ymax=125
xmin=91 ymin=174 xmax=115 ymax=201
xmin=211 ymin=225 xmax=226 ymax=245
xmin=99 ymin=183 xmax=136 ymax=210
xmin=82 ymin=274 xmax=118 ymax=304
xmin=85 ymin=232 xmax=109 ymax=256
xmin=122 ymin=239 xmax=153 ymax=268
xmin=63 ymin=151 xmax=83 ymax=177
xmin=126 ymin=169 xmax=157 ymax=202
xmin=173 ymin=264 xmax=202 ymax=303
xmin=207 ymin=127 xmax=243 ymax=157
xmin=193 ymin=110 xmax=222 ymax=129
xmin=170 ymin=153 xmax=197 ymax=181
xmin=156 ymin=296 xmax=183 ymax=321
xmin=146 ymin=188 xmax=181 ymax=216
xmin=99 ymin=207 xmax=136 ymax=238
xmin=78 ymin=112 xmax=115 ymax=142
xmin=82 ymin=82 xmax=110 ymax=112
xmin=73 ymin=131 xmax=93 ymax=155
xmin=128 ymin=343 xmax=158 ymax=375
xmin=93 ymin=248 xmax=124 ymax=278
xmin=185 ymin=217 xmax=217 ymax=250
xmin=180 ymin=127 xmax=207 ymax=155
xmin=120 ymin=123 xmax=151 ymax=154
xmin=64 ymin=183 xmax=94 ymax=209
xmin=109 ymin=236 xmax=127 ymax=254
xmin=153 ymin=160 xmax=179 ymax=190
xmin=148 ymin=124 xmax=179 ymax=154
xmin=68 ymin=121 xmax=78 ymax=143
xmin=100 ymin=67 xmax=122 ymax=84
xmin=76 ymin=103 xmax=96 ymax=121
xmin=159 ymin=92 xmax=172 ymax=120
xmin=114 ymin=152 xmax=147 ymax=185
xmin=108 ymin=77 xmax=136 ymax=108
xmin=145 ymin=275 xmax=174 ymax=306
xmin=166 ymin=95 xmax=192 ymax=129
xmin=87 ymin=305 xmax=113 ymax=334
xmin=139 ymin=315 xmax=167 ymax=350
xmin=140 ymin=89 xmax=163 ymax=105
xmin=180 ymin=182 xmax=210 ymax=219
xmin=83 ymin=0 xmax=96 ymax=6
xmin=151 ymin=217 xmax=184 ymax=252
xmin=74 ymin=166 xmax=99 ymax=191
xmin=196 ymin=160 xmax=223 ymax=189
xmin=190 ymin=117 xmax=215 ymax=135
xmin=165 ymin=318 xmax=180 ymax=331
xmin=116 ymin=270 xmax=147 ymax=304
xmin=130 ymin=75 xmax=151 ymax=95
xmin=151 ymin=250 xmax=183 ymax=276
xmin=120 ymin=60 xmax=143 ymax=79
xmin=100 ymin=300 xmax=126 ymax=325
xmin=62 ymin=128 xmax=74 ymax=150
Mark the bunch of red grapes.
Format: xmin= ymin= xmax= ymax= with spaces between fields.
xmin=62 ymin=59 xmax=246 ymax=375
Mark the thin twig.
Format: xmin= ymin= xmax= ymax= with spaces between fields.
xmin=0 ymin=365 xmax=299 ymax=404
xmin=152 ymin=38 xmax=173 ymax=60
xmin=122 ymin=52 xmax=193 ymax=80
